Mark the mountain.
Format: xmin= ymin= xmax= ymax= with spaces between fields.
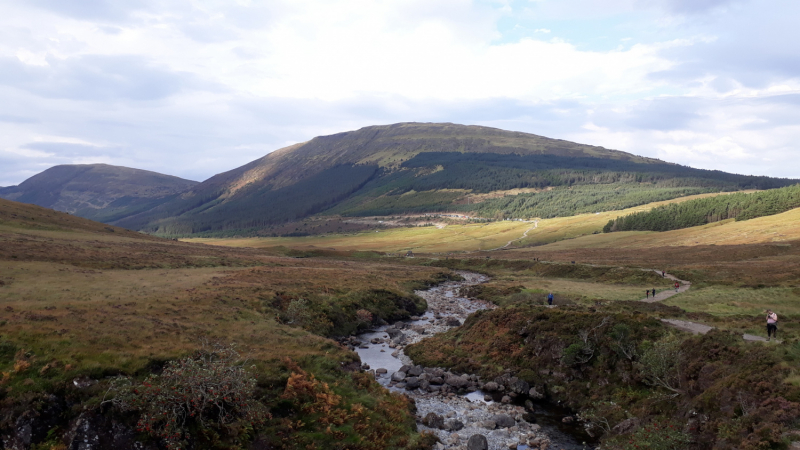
xmin=0 ymin=164 xmax=198 ymax=223
xmin=109 ymin=122 xmax=798 ymax=235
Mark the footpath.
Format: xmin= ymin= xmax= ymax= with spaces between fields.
xmin=641 ymin=269 xmax=775 ymax=343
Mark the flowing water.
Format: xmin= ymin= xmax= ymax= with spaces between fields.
xmin=354 ymin=271 xmax=598 ymax=450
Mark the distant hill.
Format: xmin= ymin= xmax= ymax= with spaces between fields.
xmin=0 ymin=164 xmax=198 ymax=223
xmin=109 ymin=122 xmax=798 ymax=235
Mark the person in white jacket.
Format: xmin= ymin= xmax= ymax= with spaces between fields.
xmin=766 ymin=310 xmax=778 ymax=341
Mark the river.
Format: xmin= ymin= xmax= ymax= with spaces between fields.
xmin=353 ymin=271 xmax=597 ymax=450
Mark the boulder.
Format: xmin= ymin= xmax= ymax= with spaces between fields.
xmin=385 ymin=327 xmax=402 ymax=338
xmin=467 ymin=434 xmax=489 ymax=450
xmin=445 ymin=375 xmax=469 ymax=388
xmin=390 ymin=371 xmax=407 ymax=382
xmin=419 ymin=380 xmax=431 ymax=391
xmin=422 ymin=412 xmax=445 ymax=429
xmin=407 ymin=366 xmax=424 ymax=377
xmin=483 ymin=381 xmax=499 ymax=392
xmin=375 ymin=368 xmax=388 ymax=374
xmin=510 ymin=379 xmax=530 ymax=395
xmin=445 ymin=317 xmax=462 ymax=327
xmin=611 ymin=418 xmax=640 ymax=435
xmin=405 ymin=377 xmax=420 ymax=390
xmin=500 ymin=395 xmax=512 ymax=404
xmin=528 ymin=387 xmax=545 ymax=399
xmin=445 ymin=419 xmax=464 ymax=431
xmin=430 ymin=377 xmax=444 ymax=385
xmin=399 ymin=365 xmax=412 ymax=373
xmin=493 ymin=414 xmax=516 ymax=428
xmin=522 ymin=412 xmax=537 ymax=423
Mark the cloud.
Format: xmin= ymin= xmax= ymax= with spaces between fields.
xmin=0 ymin=55 xmax=193 ymax=101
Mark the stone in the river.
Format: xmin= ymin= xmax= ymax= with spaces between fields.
xmin=506 ymin=440 xmax=519 ymax=449
xmin=405 ymin=377 xmax=420 ymax=390
xmin=380 ymin=349 xmax=385 ymax=352
xmin=510 ymin=379 xmax=530 ymax=395
xmin=529 ymin=387 xmax=545 ymax=399
xmin=419 ymin=380 xmax=430 ymax=391
xmin=562 ymin=416 xmax=574 ymax=423
xmin=481 ymin=420 xmax=496 ymax=430
xmin=422 ymin=412 xmax=445 ymax=429
xmin=483 ymin=381 xmax=499 ymax=392
xmin=399 ymin=365 xmax=412 ymax=373
xmin=361 ymin=364 xmax=370 ymax=370
xmin=500 ymin=395 xmax=511 ymax=404
xmin=419 ymin=372 xmax=432 ymax=381
xmin=445 ymin=317 xmax=462 ymax=326
xmin=484 ymin=395 xmax=492 ymax=402
xmin=522 ymin=412 xmax=537 ymax=423
xmin=395 ymin=382 xmax=406 ymax=389
xmin=493 ymin=414 xmax=516 ymax=428
xmin=359 ymin=344 xmax=369 ymax=349
xmin=376 ymin=368 xmax=387 ymax=374
xmin=407 ymin=366 xmax=423 ymax=376
xmin=467 ymin=434 xmax=489 ymax=450
xmin=431 ymin=368 xmax=445 ymax=377
xmin=445 ymin=419 xmax=464 ymax=431
xmin=430 ymin=377 xmax=444 ymax=385
xmin=391 ymin=371 xmax=407 ymax=382
xmin=445 ymin=375 xmax=469 ymax=388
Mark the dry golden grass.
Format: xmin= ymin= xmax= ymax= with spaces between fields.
xmin=0 ymin=199 xmax=449 ymax=379
xmin=191 ymin=191 xmax=750 ymax=253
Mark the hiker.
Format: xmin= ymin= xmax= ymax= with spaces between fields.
xmin=547 ymin=292 xmax=554 ymax=306
xmin=646 ymin=290 xmax=650 ymax=299
xmin=662 ymin=271 xmax=665 ymax=277
xmin=674 ymin=281 xmax=680 ymax=292
xmin=652 ymin=288 xmax=656 ymax=297
xmin=766 ymin=310 xmax=778 ymax=341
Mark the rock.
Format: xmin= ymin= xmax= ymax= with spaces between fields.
xmin=361 ymin=364 xmax=370 ymax=370
xmin=431 ymin=368 xmax=445 ymax=378
xmin=445 ymin=419 xmax=464 ymax=431
xmin=419 ymin=372 xmax=432 ymax=381
xmin=562 ymin=416 xmax=574 ymax=423
xmin=522 ymin=412 xmax=537 ymax=423
xmin=611 ymin=417 xmax=640 ymax=435
xmin=507 ymin=440 xmax=519 ymax=449
xmin=375 ymin=368 xmax=387 ymax=374
xmin=408 ymin=365 xmax=424 ymax=376
xmin=422 ymin=412 xmax=445 ymax=429
xmin=493 ymin=414 xmax=516 ymax=428
xmin=395 ymin=382 xmax=406 ymax=389
xmin=467 ymin=434 xmax=489 ymax=450
xmin=446 ymin=374 xmax=469 ymax=388
xmin=510 ymin=379 xmax=530 ymax=395
xmin=419 ymin=379 xmax=430 ymax=391
xmin=385 ymin=327 xmax=402 ymax=338
xmin=405 ymin=377 xmax=420 ymax=390
xmin=483 ymin=381 xmax=499 ymax=391
xmin=482 ymin=420 xmax=496 ymax=430
xmin=445 ymin=317 xmax=462 ymax=326
xmin=391 ymin=371 xmax=407 ymax=382
xmin=430 ymin=377 xmax=444 ymax=385
xmin=500 ymin=395 xmax=512 ymax=404
xmin=484 ymin=394 xmax=493 ymax=402
xmin=399 ymin=365 xmax=412 ymax=373
xmin=529 ymin=387 xmax=545 ymax=399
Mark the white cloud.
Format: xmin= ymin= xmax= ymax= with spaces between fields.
xmin=0 ymin=0 xmax=799 ymax=186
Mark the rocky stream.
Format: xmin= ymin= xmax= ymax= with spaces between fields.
xmin=347 ymin=272 xmax=597 ymax=450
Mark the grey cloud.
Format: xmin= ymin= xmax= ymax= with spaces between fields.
xmin=0 ymin=55 xmax=192 ymax=101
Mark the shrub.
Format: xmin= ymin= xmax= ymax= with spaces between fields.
xmin=110 ymin=343 xmax=269 ymax=449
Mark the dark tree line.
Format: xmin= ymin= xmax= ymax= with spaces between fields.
xmin=603 ymin=184 xmax=800 ymax=233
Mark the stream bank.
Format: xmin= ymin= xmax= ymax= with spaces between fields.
xmin=349 ymin=271 xmax=596 ymax=450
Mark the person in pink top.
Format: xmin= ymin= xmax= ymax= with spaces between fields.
xmin=766 ymin=310 xmax=778 ymax=341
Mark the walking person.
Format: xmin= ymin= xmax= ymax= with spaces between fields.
xmin=766 ymin=310 xmax=778 ymax=341
xmin=646 ymin=290 xmax=650 ymax=299
xmin=662 ymin=270 xmax=665 ymax=277
xmin=547 ymin=292 xmax=554 ymax=306
xmin=652 ymin=288 xmax=656 ymax=298
xmin=674 ymin=281 xmax=680 ymax=292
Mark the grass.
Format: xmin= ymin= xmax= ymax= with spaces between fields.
xmin=188 ymin=191 xmax=754 ymax=253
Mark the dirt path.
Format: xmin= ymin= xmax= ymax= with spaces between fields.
xmin=488 ymin=220 xmax=538 ymax=251
xmin=640 ymin=269 xmax=691 ymax=303
xmin=643 ymin=270 xmax=777 ymax=342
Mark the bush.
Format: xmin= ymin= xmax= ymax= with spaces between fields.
xmin=110 ymin=343 xmax=269 ymax=449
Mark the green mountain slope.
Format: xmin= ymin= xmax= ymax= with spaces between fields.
xmin=0 ymin=164 xmax=198 ymax=223
xmin=110 ymin=122 xmax=798 ymax=235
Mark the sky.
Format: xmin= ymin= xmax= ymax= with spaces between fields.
xmin=1 ymin=0 xmax=799 ymax=186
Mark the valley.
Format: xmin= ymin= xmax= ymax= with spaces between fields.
xmin=1 ymin=123 xmax=799 ymax=450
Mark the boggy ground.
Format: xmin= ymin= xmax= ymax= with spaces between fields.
xmin=0 ymin=199 xmax=456 ymax=450
xmin=405 ymin=304 xmax=800 ymax=449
